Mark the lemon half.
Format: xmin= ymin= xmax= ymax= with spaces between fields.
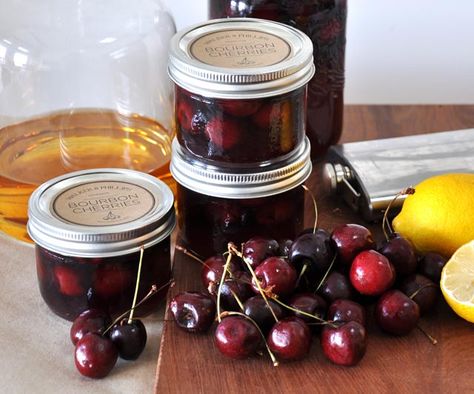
xmin=440 ymin=240 xmax=474 ymax=323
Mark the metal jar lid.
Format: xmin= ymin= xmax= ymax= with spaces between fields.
xmin=170 ymin=137 xmax=312 ymax=199
xmin=168 ymin=18 xmax=315 ymax=99
xmin=27 ymin=168 xmax=176 ymax=257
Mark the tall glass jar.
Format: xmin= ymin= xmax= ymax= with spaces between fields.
xmin=209 ymin=0 xmax=347 ymax=161
xmin=0 ymin=0 xmax=176 ymax=242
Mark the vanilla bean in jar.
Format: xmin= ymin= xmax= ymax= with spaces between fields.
xmin=171 ymin=137 xmax=312 ymax=257
xmin=27 ymin=169 xmax=175 ymax=321
xmin=168 ymin=18 xmax=314 ymax=164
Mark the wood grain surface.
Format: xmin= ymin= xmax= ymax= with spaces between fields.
xmin=155 ymin=105 xmax=474 ymax=394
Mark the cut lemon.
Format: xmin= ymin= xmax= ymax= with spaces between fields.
xmin=440 ymin=240 xmax=474 ymax=323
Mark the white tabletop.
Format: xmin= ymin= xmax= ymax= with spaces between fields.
xmin=0 ymin=232 xmax=164 ymax=393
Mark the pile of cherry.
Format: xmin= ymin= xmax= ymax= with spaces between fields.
xmin=170 ymin=223 xmax=447 ymax=366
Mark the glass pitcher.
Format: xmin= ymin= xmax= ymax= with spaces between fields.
xmin=0 ymin=0 xmax=176 ymax=242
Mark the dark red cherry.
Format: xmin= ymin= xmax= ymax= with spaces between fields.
xmin=418 ymin=252 xmax=447 ymax=283
xmin=267 ymin=317 xmax=312 ymax=361
xmin=93 ymin=265 xmax=133 ymax=298
xmin=288 ymin=293 xmax=327 ymax=324
xmin=220 ymin=99 xmax=260 ymax=117
xmin=252 ymin=257 xmax=297 ymax=296
xmin=70 ymin=309 xmax=111 ymax=345
xmin=279 ymin=239 xmax=293 ymax=257
xmin=321 ymin=321 xmax=367 ymax=366
xmin=201 ymin=255 xmax=241 ymax=294
xmin=109 ymin=319 xmax=147 ymax=360
xmin=378 ymin=235 xmax=417 ymax=277
xmin=169 ymin=292 xmax=216 ymax=333
xmin=375 ymin=290 xmax=420 ymax=336
xmin=243 ymin=237 xmax=280 ymax=269
xmin=214 ymin=316 xmax=261 ymax=359
xmin=318 ymin=271 xmax=355 ymax=303
xmin=399 ymin=274 xmax=438 ymax=315
xmin=176 ymin=99 xmax=194 ymax=133
xmin=54 ymin=266 xmax=83 ymax=296
xmin=205 ymin=117 xmax=240 ymax=150
xmin=190 ymin=109 xmax=208 ymax=135
xmin=331 ymin=224 xmax=375 ymax=269
xmin=350 ymin=250 xmax=396 ymax=296
xmin=219 ymin=276 xmax=253 ymax=311
xmin=327 ymin=299 xmax=366 ymax=327
xmin=243 ymin=296 xmax=286 ymax=333
xmin=74 ymin=333 xmax=118 ymax=379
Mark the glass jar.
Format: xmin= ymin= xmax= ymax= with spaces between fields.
xmin=0 ymin=0 xmax=176 ymax=243
xmin=27 ymin=169 xmax=176 ymax=321
xmin=209 ymin=0 xmax=347 ymax=160
xmin=168 ymin=18 xmax=314 ymax=164
xmin=170 ymin=137 xmax=312 ymax=257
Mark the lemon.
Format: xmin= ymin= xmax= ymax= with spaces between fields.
xmin=392 ymin=173 xmax=474 ymax=257
xmin=440 ymin=240 xmax=474 ymax=323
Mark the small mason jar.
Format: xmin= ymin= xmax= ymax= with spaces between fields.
xmin=168 ymin=18 xmax=314 ymax=163
xmin=171 ymin=137 xmax=312 ymax=257
xmin=27 ymin=168 xmax=175 ymax=321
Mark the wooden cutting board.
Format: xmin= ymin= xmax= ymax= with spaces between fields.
xmin=155 ymin=105 xmax=474 ymax=394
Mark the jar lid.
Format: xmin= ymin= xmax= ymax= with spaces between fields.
xmin=27 ymin=169 xmax=175 ymax=257
xmin=168 ymin=18 xmax=315 ymax=99
xmin=170 ymin=137 xmax=312 ymax=198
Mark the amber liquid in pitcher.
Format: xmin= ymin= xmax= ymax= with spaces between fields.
xmin=0 ymin=109 xmax=173 ymax=242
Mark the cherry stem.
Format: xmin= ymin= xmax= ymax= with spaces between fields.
xmin=270 ymin=296 xmax=329 ymax=325
xmin=229 ymin=288 xmax=245 ymax=312
xmin=102 ymin=280 xmax=172 ymax=335
xmin=228 ymin=243 xmax=279 ymax=323
xmin=408 ymin=283 xmax=439 ymax=300
xmin=382 ymin=187 xmax=416 ymax=241
xmin=175 ymin=244 xmax=204 ymax=264
xmin=219 ymin=310 xmax=279 ymax=367
xmin=295 ymin=262 xmax=309 ymax=289
xmin=216 ymin=252 xmax=233 ymax=323
xmin=128 ymin=246 xmax=144 ymax=324
xmin=315 ymin=253 xmax=337 ymax=293
xmin=416 ymin=324 xmax=438 ymax=345
xmin=302 ymin=185 xmax=318 ymax=234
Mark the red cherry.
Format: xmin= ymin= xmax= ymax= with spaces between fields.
xmin=54 ymin=266 xmax=83 ymax=296
xmin=93 ymin=265 xmax=133 ymax=298
xmin=331 ymin=224 xmax=375 ymax=269
xmin=321 ymin=321 xmax=367 ymax=366
xmin=252 ymin=257 xmax=297 ymax=296
xmin=327 ymin=299 xmax=367 ymax=327
xmin=201 ymin=255 xmax=241 ymax=294
xmin=219 ymin=99 xmax=260 ymax=117
xmin=242 ymin=237 xmax=280 ymax=269
xmin=214 ymin=316 xmax=261 ymax=359
xmin=375 ymin=290 xmax=420 ymax=336
xmin=205 ymin=117 xmax=240 ymax=150
xmin=176 ymin=99 xmax=194 ymax=133
xmin=74 ymin=333 xmax=118 ymax=379
xmin=267 ymin=317 xmax=312 ymax=361
xmin=378 ymin=235 xmax=417 ymax=277
xmin=350 ymin=250 xmax=396 ymax=296
xmin=70 ymin=309 xmax=111 ymax=345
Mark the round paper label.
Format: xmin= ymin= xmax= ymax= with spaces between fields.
xmin=53 ymin=181 xmax=155 ymax=226
xmin=190 ymin=29 xmax=291 ymax=68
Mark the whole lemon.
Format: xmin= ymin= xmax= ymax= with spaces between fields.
xmin=392 ymin=173 xmax=474 ymax=258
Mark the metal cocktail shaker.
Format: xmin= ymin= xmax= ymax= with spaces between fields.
xmin=324 ymin=129 xmax=474 ymax=221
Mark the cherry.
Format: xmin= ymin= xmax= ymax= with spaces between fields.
xmin=288 ymin=293 xmax=327 ymax=324
xmin=220 ymin=99 xmax=260 ymax=117
xmin=109 ymin=318 xmax=147 ymax=360
xmin=331 ymin=224 xmax=375 ymax=269
xmin=214 ymin=316 xmax=261 ymax=359
xmin=252 ymin=257 xmax=297 ymax=296
xmin=242 ymin=236 xmax=280 ymax=269
xmin=74 ymin=333 xmax=118 ymax=379
xmin=267 ymin=317 xmax=312 ymax=361
xmin=219 ymin=275 xmax=253 ymax=311
xmin=375 ymin=290 xmax=420 ymax=336
xmin=205 ymin=116 xmax=240 ymax=150
xmin=350 ymin=250 xmax=396 ymax=296
xmin=321 ymin=321 xmax=367 ymax=366
xmin=190 ymin=109 xmax=208 ymax=135
xmin=93 ymin=265 xmax=133 ymax=298
xmin=176 ymin=99 xmax=194 ymax=133
xmin=318 ymin=271 xmax=355 ymax=303
xmin=399 ymin=274 xmax=438 ymax=315
xmin=54 ymin=266 xmax=83 ymax=296
xmin=289 ymin=229 xmax=335 ymax=281
xmin=201 ymin=255 xmax=241 ymax=295
xmin=169 ymin=292 xmax=216 ymax=333
xmin=279 ymin=239 xmax=293 ymax=257
xmin=327 ymin=299 xmax=367 ymax=327
xmin=378 ymin=235 xmax=417 ymax=277
xmin=70 ymin=309 xmax=111 ymax=345
xmin=243 ymin=296 xmax=286 ymax=333
xmin=418 ymin=252 xmax=447 ymax=283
